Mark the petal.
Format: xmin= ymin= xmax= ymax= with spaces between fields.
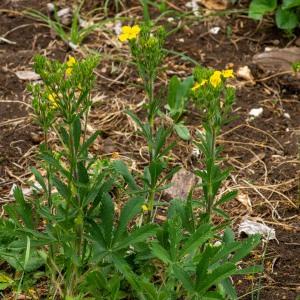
xmin=121 ymin=26 xmax=131 ymax=34
xmin=119 ymin=33 xmax=128 ymax=42
xmin=67 ymin=56 xmax=76 ymax=67
xmin=131 ymin=25 xmax=141 ymax=35
xmin=127 ymin=33 xmax=136 ymax=40
xmin=65 ymin=67 xmax=73 ymax=76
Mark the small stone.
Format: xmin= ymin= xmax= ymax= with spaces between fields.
xmin=209 ymin=26 xmax=221 ymax=35
xmin=236 ymin=66 xmax=254 ymax=82
xmin=249 ymin=107 xmax=263 ymax=118
xmin=199 ymin=0 xmax=230 ymax=10
xmin=102 ymin=137 xmax=117 ymax=154
xmin=164 ymin=168 xmax=197 ymax=200
xmin=47 ymin=3 xmax=55 ymax=13
xmin=30 ymin=132 xmax=43 ymax=143
xmin=15 ymin=70 xmax=40 ymax=81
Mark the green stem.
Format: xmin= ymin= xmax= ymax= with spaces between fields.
xmin=44 ymin=130 xmax=53 ymax=209
xmin=206 ymin=126 xmax=216 ymax=221
xmin=148 ymin=188 xmax=155 ymax=222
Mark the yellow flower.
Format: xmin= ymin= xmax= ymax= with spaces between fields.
xmin=192 ymin=79 xmax=208 ymax=92
xmin=119 ymin=25 xmax=141 ymax=42
xmin=222 ymin=69 xmax=234 ymax=78
xmin=200 ymin=79 xmax=208 ymax=86
xmin=141 ymin=204 xmax=149 ymax=212
xmin=65 ymin=56 xmax=76 ymax=76
xmin=209 ymin=70 xmax=222 ymax=88
xmin=67 ymin=56 xmax=76 ymax=67
xmin=191 ymin=82 xmax=201 ymax=92
xmin=65 ymin=67 xmax=73 ymax=76
xmin=48 ymin=93 xmax=58 ymax=109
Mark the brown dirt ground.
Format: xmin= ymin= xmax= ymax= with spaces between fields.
xmin=0 ymin=0 xmax=299 ymax=299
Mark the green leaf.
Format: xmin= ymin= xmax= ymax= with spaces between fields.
xmin=2 ymin=249 xmax=44 ymax=272
xmin=31 ymin=167 xmax=47 ymax=192
xmin=100 ymin=193 xmax=114 ymax=246
xmin=174 ymin=123 xmax=190 ymax=140
xmin=282 ymin=0 xmax=300 ymax=9
xmin=111 ymin=254 xmax=140 ymax=290
xmin=151 ymin=242 xmax=172 ymax=264
xmin=172 ymin=265 xmax=194 ymax=293
xmin=231 ymin=234 xmax=261 ymax=263
xmin=114 ymin=224 xmax=157 ymax=250
xmin=180 ymin=223 xmax=213 ymax=257
xmin=219 ymin=278 xmax=237 ymax=300
xmin=73 ymin=117 xmax=81 ymax=153
xmin=249 ymin=0 xmax=277 ymax=20
xmin=79 ymin=130 xmax=100 ymax=156
xmin=0 ymin=273 xmax=14 ymax=291
xmin=196 ymin=263 xmax=236 ymax=294
xmin=113 ymin=198 xmax=144 ymax=244
xmin=89 ymin=221 xmax=107 ymax=250
xmin=52 ymin=176 xmax=71 ymax=200
xmin=275 ymin=6 xmax=299 ymax=30
xmin=112 ymin=160 xmax=139 ymax=191
xmin=40 ymin=153 xmax=70 ymax=178
xmin=222 ymin=227 xmax=235 ymax=244
xmin=215 ymin=191 xmax=237 ymax=206
xmin=235 ymin=265 xmax=263 ymax=275
xmin=202 ymin=291 xmax=224 ymax=299
xmin=167 ymin=76 xmax=180 ymax=111
xmin=12 ymin=187 xmax=34 ymax=229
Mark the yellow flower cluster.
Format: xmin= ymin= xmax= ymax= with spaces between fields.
xmin=65 ymin=56 xmax=76 ymax=76
xmin=119 ymin=25 xmax=141 ymax=42
xmin=192 ymin=69 xmax=234 ymax=92
xmin=48 ymin=93 xmax=58 ymax=109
